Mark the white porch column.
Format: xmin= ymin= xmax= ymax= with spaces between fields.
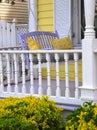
xmin=84 ymin=0 xmax=95 ymax=38
xmin=28 ymin=0 xmax=37 ymax=32
xmin=81 ymin=0 xmax=97 ymax=102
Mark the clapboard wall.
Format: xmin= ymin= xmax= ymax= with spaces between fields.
xmin=0 ymin=1 xmax=28 ymax=24
xmin=37 ymin=0 xmax=54 ymax=32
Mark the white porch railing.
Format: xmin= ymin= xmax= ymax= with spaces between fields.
xmin=0 ymin=49 xmax=83 ymax=105
xmin=0 ymin=21 xmax=28 ymax=48
xmin=15 ymin=24 xmax=28 ymax=46
xmin=0 ymin=21 xmax=16 ymax=47
xmin=16 ymin=24 xmax=28 ymax=34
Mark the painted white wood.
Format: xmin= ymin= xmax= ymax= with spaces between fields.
xmin=0 ymin=21 xmax=16 ymax=47
xmin=84 ymin=0 xmax=95 ymax=38
xmin=13 ymin=54 xmax=18 ymax=94
xmin=74 ymin=53 xmax=79 ymax=98
xmin=0 ymin=54 xmax=3 ymax=93
xmin=81 ymin=38 xmax=97 ymax=100
xmin=55 ymin=53 xmax=60 ymax=97
xmin=64 ymin=53 xmax=69 ymax=98
xmin=21 ymin=54 xmax=26 ymax=94
xmin=16 ymin=24 xmax=28 ymax=34
xmin=2 ymin=22 xmax=7 ymax=47
xmin=80 ymin=0 xmax=97 ymax=101
xmin=6 ymin=54 xmax=11 ymax=93
xmin=11 ymin=58 xmax=14 ymax=80
xmin=7 ymin=23 xmax=11 ymax=47
xmin=46 ymin=53 xmax=51 ymax=96
xmin=28 ymin=0 xmax=37 ymax=32
xmin=37 ymin=53 xmax=42 ymax=96
xmin=0 ymin=23 xmax=3 ymax=47
xmin=29 ymin=54 xmax=34 ymax=95
xmin=0 ymin=50 xmax=83 ymax=105
xmin=11 ymin=20 xmax=16 ymax=47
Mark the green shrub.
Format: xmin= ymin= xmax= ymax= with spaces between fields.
xmin=0 ymin=96 xmax=65 ymax=130
xmin=65 ymin=102 xmax=97 ymax=130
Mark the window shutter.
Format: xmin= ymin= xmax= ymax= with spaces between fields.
xmin=54 ymin=0 xmax=71 ymax=38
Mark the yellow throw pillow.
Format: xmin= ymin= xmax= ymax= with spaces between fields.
xmin=27 ymin=37 xmax=41 ymax=50
xmin=50 ymin=36 xmax=74 ymax=50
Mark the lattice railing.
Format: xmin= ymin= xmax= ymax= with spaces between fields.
xmin=16 ymin=24 xmax=28 ymax=34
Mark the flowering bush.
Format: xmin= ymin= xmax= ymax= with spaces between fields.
xmin=65 ymin=102 xmax=97 ymax=130
xmin=0 ymin=96 xmax=65 ymax=130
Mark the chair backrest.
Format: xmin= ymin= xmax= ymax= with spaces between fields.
xmin=17 ymin=31 xmax=59 ymax=50
xmin=17 ymin=31 xmax=59 ymax=69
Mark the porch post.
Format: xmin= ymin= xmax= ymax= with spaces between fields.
xmin=80 ymin=0 xmax=97 ymax=102
xmin=84 ymin=0 xmax=95 ymax=38
xmin=28 ymin=0 xmax=37 ymax=32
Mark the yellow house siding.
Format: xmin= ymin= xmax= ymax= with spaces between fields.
xmin=38 ymin=0 xmax=53 ymax=5
xmin=0 ymin=1 xmax=28 ymax=24
xmin=37 ymin=0 xmax=54 ymax=32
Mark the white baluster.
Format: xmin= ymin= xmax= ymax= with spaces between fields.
xmin=74 ymin=53 xmax=79 ymax=98
xmin=10 ymin=55 xmax=14 ymax=80
xmin=0 ymin=54 xmax=3 ymax=93
xmin=37 ymin=53 xmax=42 ymax=96
xmin=6 ymin=54 xmax=11 ymax=93
xmin=55 ymin=53 xmax=60 ymax=97
xmin=46 ymin=53 xmax=51 ymax=96
xmin=18 ymin=55 xmax=22 ymax=77
xmin=13 ymin=54 xmax=18 ymax=94
xmin=64 ymin=53 xmax=69 ymax=98
xmin=29 ymin=54 xmax=34 ymax=95
xmin=21 ymin=54 xmax=26 ymax=95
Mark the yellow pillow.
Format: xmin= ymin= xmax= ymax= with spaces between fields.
xmin=50 ymin=36 xmax=74 ymax=50
xmin=27 ymin=37 xmax=41 ymax=50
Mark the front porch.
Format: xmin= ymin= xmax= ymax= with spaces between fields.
xmin=0 ymin=0 xmax=97 ymax=108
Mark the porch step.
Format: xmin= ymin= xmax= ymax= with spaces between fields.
xmin=56 ymin=103 xmax=80 ymax=111
xmin=56 ymin=103 xmax=81 ymax=120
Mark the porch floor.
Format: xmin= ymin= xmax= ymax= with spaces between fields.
xmin=4 ymin=79 xmax=82 ymax=98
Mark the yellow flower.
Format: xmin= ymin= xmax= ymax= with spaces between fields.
xmin=94 ymin=107 xmax=97 ymax=115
